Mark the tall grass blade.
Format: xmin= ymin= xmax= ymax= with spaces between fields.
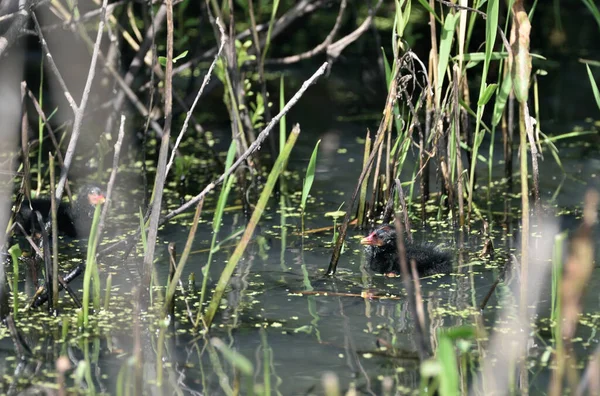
xmin=477 ymin=83 xmax=498 ymax=106
xmin=197 ymin=141 xmax=236 ymax=320
xmin=581 ymin=0 xmax=600 ymax=30
xmin=585 ymin=64 xmax=600 ymax=111
xmin=260 ymin=0 xmax=280 ymax=66
xmin=279 ymin=76 xmax=286 ymax=154
xmin=437 ymin=335 xmax=459 ymax=395
xmin=82 ymin=204 xmax=102 ymax=327
xmin=492 ymin=75 xmax=513 ymax=126
xmin=300 ymin=139 xmax=321 ymax=212
xmin=165 ymin=200 xmax=202 ymax=318
xmin=417 ymin=0 xmax=441 ymax=23
xmin=467 ymin=0 xmax=499 ymax=216
xmin=437 ymin=13 xmax=460 ymax=103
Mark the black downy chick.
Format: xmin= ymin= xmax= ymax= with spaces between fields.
xmin=361 ymin=225 xmax=452 ymax=277
xmin=15 ymin=185 xmax=106 ymax=238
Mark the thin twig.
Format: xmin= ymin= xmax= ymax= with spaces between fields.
xmin=165 ymin=18 xmax=226 ymax=178
xmin=326 ymin=0 xmax=382 ymax=60
xmin=267 ymin=0 xmax=347 ymax=65
xmin=95 ymin=114 xmax=126 ymax=241
xmin=143 ymin=0 xmax=174 ymax=289
xmin=394 ymin=217 xmax=429 ymax=361
xmin=30 ymin=11 xmax=77 ymax=112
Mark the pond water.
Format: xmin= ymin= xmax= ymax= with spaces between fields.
xmin=2 ymin=68 xmax=600 ymax=395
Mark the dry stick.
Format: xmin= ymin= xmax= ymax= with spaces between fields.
xmin=57 ymin=276 xmax=81 ymax=308
xmin=19 ymin=81 xmax=31 ymax=202
xmin=95 ymin=114 xmax=126 ymax=241
xmin=31 ymin=0 xmax=110 ymax=202
xmin=395 ymin=178 xmax=412 ymax=243
xmin=518 ymin=101 xmax=529 ymax=323
xmin=34 ymin=212 xmax=53 ymax=313
xmin=370 ymin=133 xmax=384 ymax=225
xmin=49 ymin=154 xmax=58 ymax=311
xmin=167 ymin=242 xmax=176 ymax=318
xmin=409 ymin=259 xmax=426 ymax=333
xmin=394 ymin=217 xmax=429 ymax=361
xmin=453 ymin=65 xmax=465 ymax=227
xmin=267 ymin=0 xmax=347 ymax=65
xmin=524 ymin=110 xmax=540 ymax=213
xmin=10 ymin=223 xmax=43 ymax=258
xmin=142 ymin=0 xmax=174 ymax=290
xmin=164 ymin=199 xmax=202 ymax=325
xmin=30 ymin=12 xmax=76 ymax=112
xmin=327 ymin=73 xmax=397 ymax=275
xmin=30 ymin=261 xmax=85 ymax=308
xmin=326 ymin=0 xmax=382 ymax=60
xmin=165 ymin=19 xmax=226 ymax=179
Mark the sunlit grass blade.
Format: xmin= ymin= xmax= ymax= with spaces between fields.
xmin=300 ymin=139 xmax=321 ymax=212
xmin=203 ymin=125 xmax=300 ymax=328
xmin=477 ymin=83 xmax=498 ymax=106
xmin=437 ymin=13 xmax=460 ymax=102
xmin=417 ymin=0 xmax=441 ymax=23
xmin=585 ymin=64 xmax=600 ymax=111
xmin=280 ymin=75 xmax=286 ymax=154
xmin=82 ymin=204 xmax=103 ymax=327
xmin=492 ymin=74 xmax=513 ymax=126
xmin=581 ymin=0 xmax=600 ymax=30
xmin=197 ymin=140 xmax=237 ymax=321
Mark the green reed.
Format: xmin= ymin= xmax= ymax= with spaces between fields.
xmin=301 ymin=139 xmax=320 ymax=238
xmin=8 ymin=244 xmax=21 ymax=319
xmin=195 ymin=140 xmax=236 ymax=325
xmin=203 ymin=125 xmax=300 ymax=328
xmin=81 ymin=204 xmax=102 ymax=327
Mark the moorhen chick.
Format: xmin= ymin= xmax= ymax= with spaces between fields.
xmin=361 ymin=225 xmax=452 ymax=277
xmin=15 ymin=184 xmax=106 ymax=238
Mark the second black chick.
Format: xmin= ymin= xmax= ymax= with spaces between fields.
xmin=15 ymin=184 xmax=106 ymax=238
xmin=361 ymin=225 xmax=452 ymax=277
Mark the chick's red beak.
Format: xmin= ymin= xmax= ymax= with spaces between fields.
xmin=88 ymin=193 xmax=106 ymax=206
xmin=360 ymin=232 xmax=384 ymax=246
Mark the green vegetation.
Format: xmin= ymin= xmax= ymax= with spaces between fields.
xmin=1 ymin=0 xmax=599 ymax=394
